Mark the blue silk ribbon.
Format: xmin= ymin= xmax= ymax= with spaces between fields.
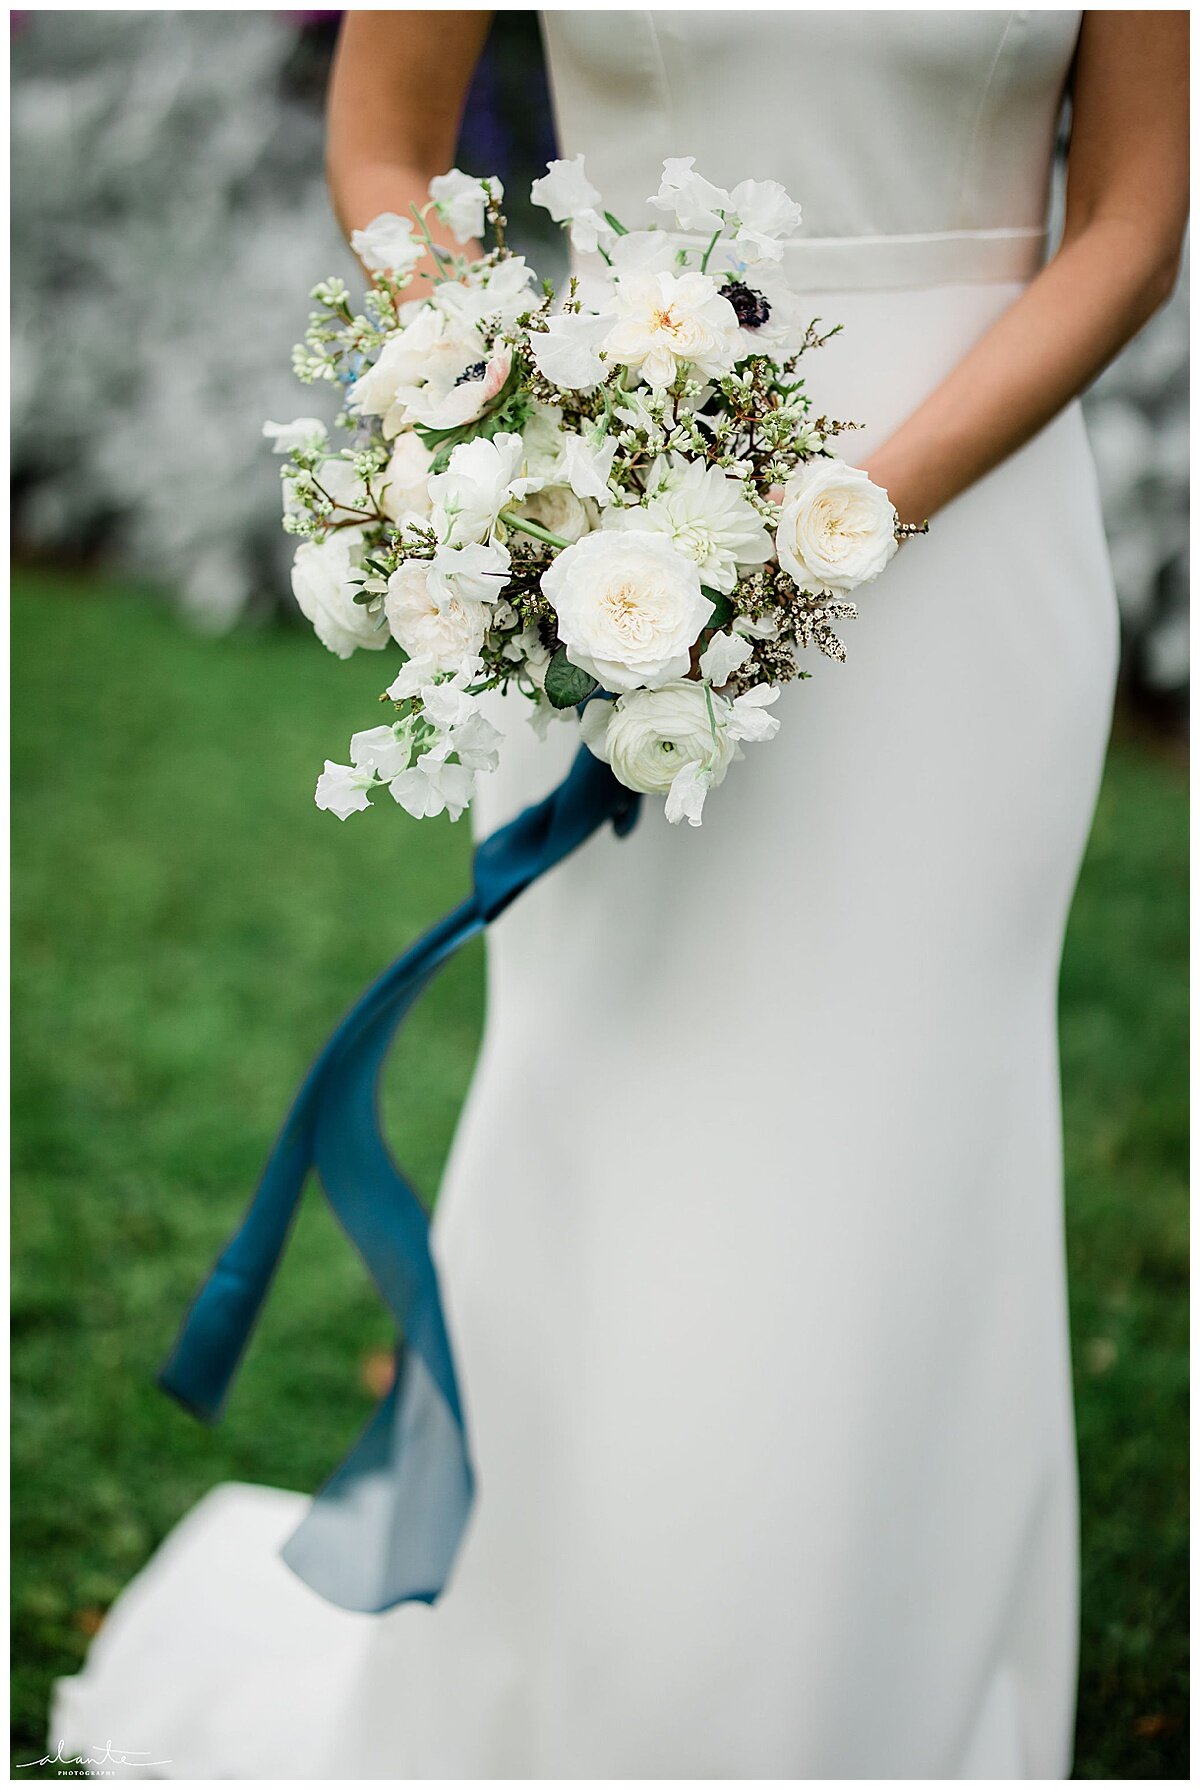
xmin=159 ymin=745 xmax=640 ymax=1613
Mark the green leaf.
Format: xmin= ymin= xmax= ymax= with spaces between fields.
xmin=702 ymin=586 xmax=733 ymax=629
xmin=544 ymin=648 xmax=598 ymax=711
xmin=603 ymin=211 xmax=630 ymax=237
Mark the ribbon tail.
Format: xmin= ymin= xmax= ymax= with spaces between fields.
xmin=159 ymin=747 xmax=641 ymax=1612
xmin=157 ymin=896 xmax=479 ymax=1423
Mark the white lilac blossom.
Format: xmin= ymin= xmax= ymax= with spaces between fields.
xmin=280 ymin=156 xmax=908 ymax=826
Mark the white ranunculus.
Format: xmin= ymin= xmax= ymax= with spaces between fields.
xmin=647 ymin=157 xmax=730 ymax=233
xmin=385 ymin=561 xmax=486 ymax=669
xmin=603 ymin=270 xmax=741 ymax=389
xmin=427 ymin=540 xmax=511 ymax=606
xmin=512 ymin=484 xmax=594 ymax=544
xmin=580 ymin=678 xmax=734 ymax=806
xmin=605 ymin=454 xmax=771 ymax=592
xmin=557 ymin=431 xmax=617 ymax=506
xmin=429 ymin=431 xmax=527 ymax=545
xmin=315 ymin=760 xmax=374 ymax=820
xmin=728 ymin=178 xmax=803 ymax=264
xmin=775 ymin=459 xmax=898 ymax=592
xmin=542 ymin=530 xmax=713 ymax=693
xmin=428 ymin=168 xmax=496 ymax=244
xmin=528 ymin=309 xmax=611 ymax=391
xmin=380 ymin=433 xmax=433 ymax=524
xmin=291 ymin=531 xmax=386 ymax=659
xmin=263 ymin=417 xmax=327 ymax=455
xmin=350 ymin=212 xmax=425 ymax=276
xmin=530 ymin=154 xmax=612 ymax=255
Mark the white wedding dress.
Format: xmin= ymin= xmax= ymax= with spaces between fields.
xmin=53 ymin=11 xmax=1118 ymax=1778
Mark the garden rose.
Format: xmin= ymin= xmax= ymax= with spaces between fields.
xmin=290 ymin=531 xmax=386 ymax=659
xmin=380 ymin=433 xmax=433 ymax=524
xmin=775 ymin=459 xmax=898 ymax=592
xmin=541 ymin=531 xmax=714 ymax=692
xmin=385 ymin=562 xmax=486 ymax=671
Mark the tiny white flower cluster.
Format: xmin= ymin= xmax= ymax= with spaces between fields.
xmin=271 ymin=159 xmax=905 ymax=828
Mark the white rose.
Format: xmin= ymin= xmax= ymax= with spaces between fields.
xmin=290 ymin=532 xmax=386 ymax=659
xmin=580 ymin=679 xmax=734 ymax=795
xmin=603 ymin=269 xmax=741 ymax=389
xmin=513 ymin=484 xmax=595 ymax=543
xmin=428 ymin=168 xmax=497 ymax=244
xmin=385 ymin=562 xmax=486 ymax=671
xmin=380 ymin=433 xmax=433 ymax=524
xmin=775 ymin=459 xmax=898 ymax=592
xmin=541 ymin=531 xmax=713 ymax=693
xmin=350 ymin=213 xmax=425 ymax=277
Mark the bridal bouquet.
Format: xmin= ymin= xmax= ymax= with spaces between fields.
xmin=271 ymin=157 xmax=905 ymax=827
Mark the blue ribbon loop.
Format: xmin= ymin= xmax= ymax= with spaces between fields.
xmin=159 ymin=745 xmax=639 ymax=1613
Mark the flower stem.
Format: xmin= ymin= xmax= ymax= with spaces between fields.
xmin=699 ymin=222 xmax=725 ymax=274
xmin=498 ymin=509 xmax=572 ymax=550
xmin=409 ymin=201 xmax=452 ymax=274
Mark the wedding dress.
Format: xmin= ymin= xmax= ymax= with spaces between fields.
xmin=53 ymin=11 xmax=1117 ymax=1778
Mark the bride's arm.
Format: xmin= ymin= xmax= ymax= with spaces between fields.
xmin=863 ymin=11 xmax=1188 ymax=524
xmin=326 ymin=11 xmax=493 ymax=264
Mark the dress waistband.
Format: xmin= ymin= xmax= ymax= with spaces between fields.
xmin=676 ymin=226 xmax=1049 ymax=293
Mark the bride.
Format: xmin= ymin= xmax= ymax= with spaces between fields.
xmin=54 ymin=10 xmax=1186 ymax=1779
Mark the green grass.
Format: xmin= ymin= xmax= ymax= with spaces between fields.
xmin=11 ymin=573 xmax=1187 ymax=1777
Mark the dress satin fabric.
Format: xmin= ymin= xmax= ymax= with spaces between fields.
xmin=52 ymin=11 xmax=1118 ymax=1778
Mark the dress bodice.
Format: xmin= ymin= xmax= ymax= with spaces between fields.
xmin=539 ymin=10 xmax=1081 ymax=289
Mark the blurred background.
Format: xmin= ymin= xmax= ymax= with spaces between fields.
xmin=11 ymin=11 xmax=1188 ymax=1780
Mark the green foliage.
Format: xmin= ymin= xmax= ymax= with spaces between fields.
xmin=543 ymin=646 xmax=598 ymax=710
xmin=10 ymin=575 xmax=1187 ymax=1777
